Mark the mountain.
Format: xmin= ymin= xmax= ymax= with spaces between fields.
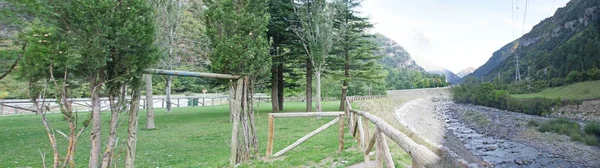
xmin=411 ymin=57 xmax=461 ymax=84
xmin=373 ymin=34 xmax=449 ymax=89
xmin=428 ymin=69 xmax=461 ymax=84
xmin=374 ymin=34 xmax=424 ymax=72
xmin=463 ymin=0 xmax=600 ymax=83
xmin=457 ymin=67 xmax=476 ymax=78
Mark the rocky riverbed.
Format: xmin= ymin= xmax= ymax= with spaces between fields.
xmin=394 ymin=97 xmax=600 ymax=167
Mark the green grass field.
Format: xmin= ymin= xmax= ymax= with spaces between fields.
xmin=0 ymin=101 xmax=364 ymax=168
xmin=511 ymin=80 xmax=600 ymax=100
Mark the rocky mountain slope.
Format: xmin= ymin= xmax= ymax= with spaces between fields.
xmin=374 ymin=34 xmax=424 ymax=72
xmin=457 ymin=67 xmax=476 ymax=78
xmin=463 ymin=0 xmax=600 ymax=83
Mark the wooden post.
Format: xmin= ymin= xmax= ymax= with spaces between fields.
xmin=161 ymin=99 xmax=164 ymax=108
xmin=376 ymin=130 xmax=384 ymax=168
xmin=338 ymin=114 xmax=344 ymax=153
xmin=177 ymin=98 xmax=180 ymax=107
xmin=379 ymin=130 xmax=395 ymax=168
xmin=412 ymin=158 xmax=421 ymax=168
xmin=365 ymin=128 xmax=378 ymax=155
xmin=0 ymin=100 xmax=3 ymax=115
xmin=230 ymin=78 xmax=243 ymax=167
xmin=357 ymin=116 xmax=365 ymax=149
xmin=266 ymin=115 xmax=274 ymax=157
xmin=362 ymin=116 xmax=370 ymax=162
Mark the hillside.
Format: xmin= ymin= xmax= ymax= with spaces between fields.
xmin=373 ymin=34 xmax=448 ymax=89
xmin=463 ymin=0 xmax=600 ymax=83
xmin=374 ymin=34 xmax=424 ymax=72
xmin=511 ymin=80 xmax=600 ymax=100
xmin=457 ymin=67 xmax=475 ymax=78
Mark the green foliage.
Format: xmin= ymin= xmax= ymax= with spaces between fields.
xmin=17 ymin=23 xmax=77 ymax=83
xmin=537 ymin=118 xmax=599 ymax=146
xmin=205 ymin=0 xmax=271 ymax=76
xmin=584 ymin=122 xmax=600 ymax=137
xmin=453 ymin=82 xmax=562 ymax=116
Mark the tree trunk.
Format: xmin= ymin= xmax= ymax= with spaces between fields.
xmin=271 ymin=63 xmax=280 ymax=112
xmin=315 ymin=71 xmax=322 ymax=112
xmin=277 ymin=63 xmax=284 ymax=111
xmin=306 ymin=58 xmax=313 ymax=112
xmin=145 ymin=74 xmax=155 ymax=129
xmin=340 ymin=48 xmax=350 ymax=111
xmin=101 ymin=94 xmax=120 ymax=168
xmin=125 ymin=87 xmax=141 ymax=168
xmin=165 ymin=75 xmax=172 ymax=113
xmin=89 ymin=78 xmax=102 ymax=168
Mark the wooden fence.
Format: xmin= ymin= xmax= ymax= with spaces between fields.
xmin=264 ymin=95 xmax=440 ymax=168
xmin=345 ymin=98 xmax=440 ymax=168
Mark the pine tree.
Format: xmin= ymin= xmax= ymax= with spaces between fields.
xmin=267 ymin=0 xmax=296 ymax=112
xmin=331 ymin=0 xmax=385 ymax=110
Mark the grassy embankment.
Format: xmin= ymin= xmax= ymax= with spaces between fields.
xmin=0 ymin=101 xmax=365 ymax=168
xmin=513 ymin=81 xmax=600 ymax=146
xmin=512 ymin=80 xmax=600 ymax=100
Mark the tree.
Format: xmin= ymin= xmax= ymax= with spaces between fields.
xmin=16 ymin=1 xmax=158 ymax=167
xmin=267 ymin=0 xmax=296 ymax=112
xmin=331 ymin=0 xmax=384 ymax=110
xmin=18 ymin=22 xmax=88 ymax=168
xmin=205 ymin=0 xmax=270 ymax=163
xmin=153 ymin=0 xmax=184 ymax=114
xmin=291 ymin=0 xmax=339 ymax=112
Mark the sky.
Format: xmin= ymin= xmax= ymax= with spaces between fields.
xmin=360 ymin=0 xmax=570 ymax=73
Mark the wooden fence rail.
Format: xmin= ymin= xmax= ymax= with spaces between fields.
xmin=266 ymin=112 xmax=345 ymax=158
xmin=346 ymin=97 xmax=441 ymax=168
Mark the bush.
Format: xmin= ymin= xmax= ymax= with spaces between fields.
xmin=549 ymin=78 xmax=565 ymax=87
xmin=566 ymin=71 xmax=584 ymax=83
xmin=586 ymin=67 xmax=600 ymax=80
xmin=538 ymin=118 xmax=600 ymax=146
xmin=538 ymin=118 xmax=580 ymax=136
xmin=584 ymin=122 xmax=600 ymax=136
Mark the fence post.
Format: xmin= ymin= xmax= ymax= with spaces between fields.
xmin=177 ymin=98 xmax=180 ymax=107
xmin=266 ymin=115 xmax=274 ymax=158
xmin=363 ymin=116 xmax=370 ymax=162
xmin=338 ymin=114 xmax=344 ymax=153
xmin=0 ymin=100 xmax=3 ymax=115
xmin=161 ymin=99 xmax=164 ymax=108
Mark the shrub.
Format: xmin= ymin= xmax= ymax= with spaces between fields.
xmin=584 ymin=122 xmax=600 ymax=136
xmin=586 ymin=67 xmax=600 ymax=80
xmin=538 ymin=118 xmax=600 ymax=146
xmin=566 ymin=71 xmax=584 ymax=83
xmin=527 ymin=120 xmax=540 ymax=127
xmin=538 ymin=118 xmax=580 ymax=137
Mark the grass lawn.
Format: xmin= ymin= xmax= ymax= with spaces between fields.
xmin=511 ymin=80 xmax=600 ymax=100
xmin=0 ymin=101 xmax=364 ymax=168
